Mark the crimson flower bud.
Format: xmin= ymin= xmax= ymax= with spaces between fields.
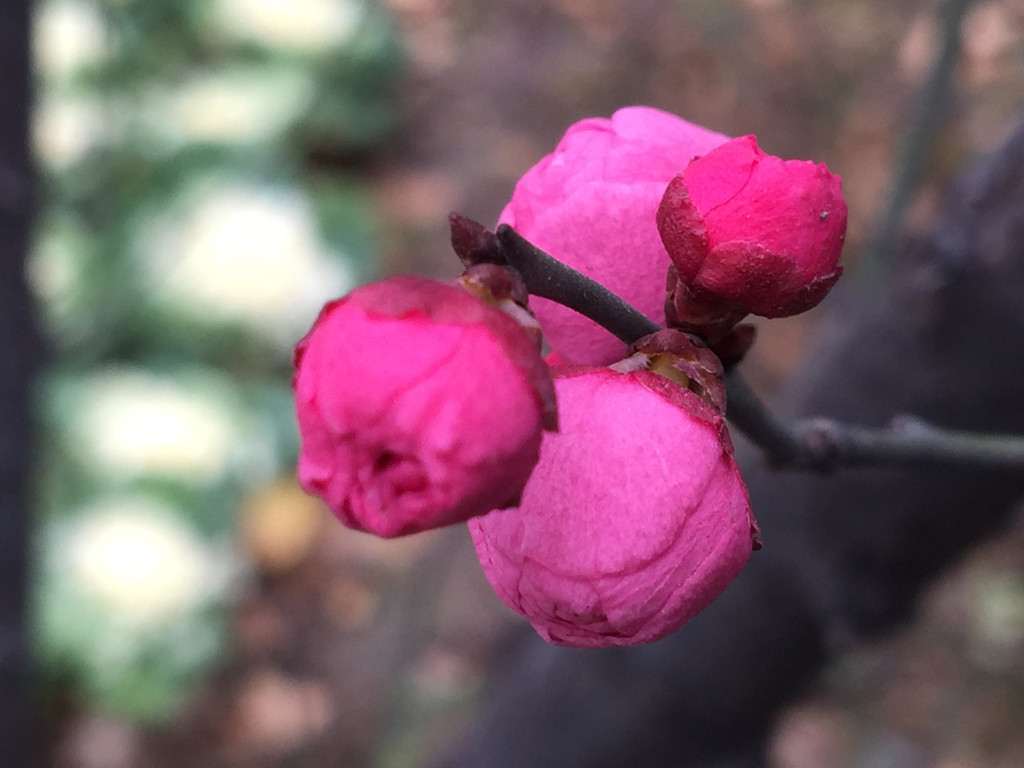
xmin=658 ymin=134 xmax=847 ymax=330
xmin=293 ymin=276 xmax=556 ymax=538
xmin=469 ymin=365 xmax=758 ymax=647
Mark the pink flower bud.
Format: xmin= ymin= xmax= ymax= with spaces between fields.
xmin=658 ymin=134 xmax=847 ymax=324
xmin=293 ymin=276 xmax=556 ymax=538
xmin=469 ymin=367 xmax=757 ymax=647
xmin=500 ymin=106 xmax=729 ymax=365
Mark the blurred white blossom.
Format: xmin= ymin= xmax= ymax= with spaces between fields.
xmin=63 ymin=497 xmax=219 ymax=627
xmin=35 ymin=0 xmax=111 ymax=80
xmin=146 ymin=69 xmax=314 ymax=146
xmin=27 ymin=216 xmax=82 ymax=322
xmin=33 ymin=95 xmax=111 ymax=169
xmin=143 ymin=183 xmax=355 ymax=345
xmin=38 ymin=494 xmax=235 ymax=720
xmin=70 ymin=369 xmax=247 ymax=484
xmin=211 ymin=0 xmax=364 ymax=53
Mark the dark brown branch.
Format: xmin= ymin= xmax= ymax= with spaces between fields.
xmin=493 ymin=223 xmax=1024 ymax=474
xmin=495 ymin=224 xmax=661 ymax=344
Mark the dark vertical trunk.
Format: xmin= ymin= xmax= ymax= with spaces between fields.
xmin=0 ymin=2 xmax=37 ymax=766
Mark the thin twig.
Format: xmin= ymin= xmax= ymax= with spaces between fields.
xmin=495 ymin=223 xmax=1024 ymax=474
xmin=792 ymin=416 xmax=1024 ymax=470
xmin=722 ymin=370 xmax=805 ymax=463
xmin=496 ymin=225 xmax=661 ymax=344
xmin=861 ymin=0 xmax=974 ymax=276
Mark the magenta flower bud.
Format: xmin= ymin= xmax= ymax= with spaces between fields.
xmin=469 ymin=367 xmax=758 ymax=647
xmin=499 ymin=106 xmax=729 ymax=365
xmin=658 ymin=134 xmax=847 ymax=326
xmin=293 ymin=276 xmax=556 ymax=538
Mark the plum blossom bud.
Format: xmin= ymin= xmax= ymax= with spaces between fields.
xmin=293 ymin=276 xmax=556 ymax=538
xmin=658 ymin=134 xmax=847 ymax=332
xmin=469 ymin=365 xmax=757 ymax=647
xmin=500 ymin=106 xmax=729 ymax=365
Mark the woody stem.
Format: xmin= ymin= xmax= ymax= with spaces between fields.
xmin=494 ymin=224 xmax=1024 ymax=473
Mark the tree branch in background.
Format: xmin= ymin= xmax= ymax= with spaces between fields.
xmin=0 ymin=1 xmax=36 ymax=766
xmin=861 ymin=0 xmax=974 ymax=276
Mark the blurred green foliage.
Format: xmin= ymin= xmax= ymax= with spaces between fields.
xmin=31 ymin=0 xmax=405 ymax=722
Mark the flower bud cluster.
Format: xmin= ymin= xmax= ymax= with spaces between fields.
xmin=292 ymin=106 xmax=846 ymax=647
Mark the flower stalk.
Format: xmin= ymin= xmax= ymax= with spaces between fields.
xmin=495 ymin=224 xmax=660 ymax=345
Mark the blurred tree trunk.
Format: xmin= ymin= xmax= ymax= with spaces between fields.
xmin=0 ymin=1 xmax=36 ymax=766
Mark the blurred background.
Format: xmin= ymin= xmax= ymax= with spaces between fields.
xmin=22 ymin=0 xmax=1024 ymax=765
